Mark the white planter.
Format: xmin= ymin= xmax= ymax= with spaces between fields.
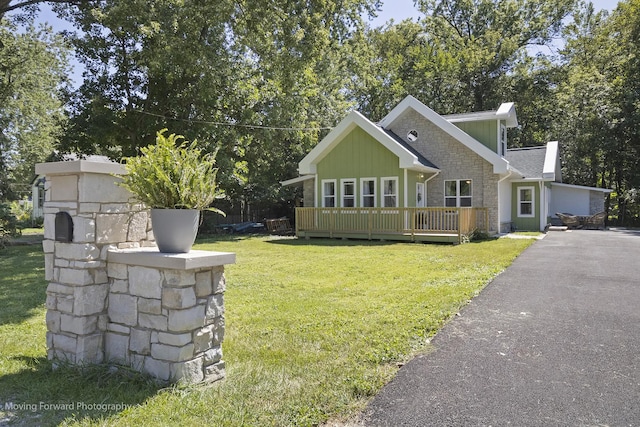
xmin=150 ymin=209 xmax=200 ymax=253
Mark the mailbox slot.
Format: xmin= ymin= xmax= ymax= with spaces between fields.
xmin=55 ymin=212 xmax=74 ymax=242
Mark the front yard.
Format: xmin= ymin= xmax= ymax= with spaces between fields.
xmin=0 ymin=235 xmax=533 ymax=426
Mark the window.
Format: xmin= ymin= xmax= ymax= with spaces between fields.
xmin=382 ymin=177 xmax=398 ymax=207
xmin=518 ymin=186 xmax=535 ymax=217
xmin=500 ymin=124 xmax=507 ymax=157
xmin=341 ymin=179 xmax=356 ymax=207
xmin=322 ymin=179 xmax=336 ymax=207
xmin=361 ymin=178 xmax=376 ymax=207
xmin=444 ymin=180 xmax=472 ymax=207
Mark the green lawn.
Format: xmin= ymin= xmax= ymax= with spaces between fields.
xmin=0 ymin=235 xmax=533 ymax=426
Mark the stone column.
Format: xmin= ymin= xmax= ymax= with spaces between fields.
xmin=105 ymin=249 xmax=234 ymax=383
xmin=36 ymin=159 xmax=235 ymax=384
xmin=36 ymin=160 xmax=154 ymax=364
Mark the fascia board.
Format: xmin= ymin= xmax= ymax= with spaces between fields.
xmin=496 ymin=102 xmax=518 ymax=127
xmin=442 ymin=102 xmax=518 ymax=128
xmin=280 ymin=175 xmax=315 ymax=186
xmin=380 ymin=95 xmax=509 ymax=174
xmin=543 ymin=141 xmax=559 ymax=181
xmin=299 ymin=110 xmax=437 ymax=174
xmin=298 ymin=111 xmax=362 ymax=174
xmin=551 ymin=182 xmax=613 ymax=193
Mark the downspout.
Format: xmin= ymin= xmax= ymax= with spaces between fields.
xmin=497 ymin=171 xmax=513 ymax=234
xmin=424 ymin=171 xmax=440 ymax=196
xmin=539 ymin=180 xmax=545 ymax=231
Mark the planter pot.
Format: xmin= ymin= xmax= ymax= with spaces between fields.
xmin=151 ymin=209 xmax=200 ymax=253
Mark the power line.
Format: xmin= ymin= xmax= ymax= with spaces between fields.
xmin=133 ymin=109 xmax=333 ymax=132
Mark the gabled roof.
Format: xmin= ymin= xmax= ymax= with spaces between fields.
xmin=382 ymin=129 xmax=438 ymax=170
xmin=378 ymin=96 xmax=511 ymax=175
xmin=443 ymin=102 xmax=518 ymax=128
xmin=505 ymin=141 xmax=561 ymax=181
xmin=298 ymin=110 xmax=440 ymax=175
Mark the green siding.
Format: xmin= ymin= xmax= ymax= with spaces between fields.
xmin=454 ymin=120 xmax=498 ymax=153
xmin=511 ymin=183 xmax=540 ymax=231
xmin=316 ymin=127 xmax=405 ymax=207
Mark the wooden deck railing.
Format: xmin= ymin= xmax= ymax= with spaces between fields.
xmin=295 ymin=207 xmax=488 ymax=242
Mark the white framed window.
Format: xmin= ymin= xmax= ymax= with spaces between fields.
xmin=500 ymin=124 xmax=507 ymax=157
xmin=361 ymin=178 xmax=376 ymax=208
xmin=518 ymin=186 xmax=535 ymax=217
xmin=444 ymin=179 xmax=472 ymax=207
xmin=341 ymin=179 xmax=356 ymax=207
xmin=322 ymin=179 xmax=336 ymax=207
xmin=381 ymin=177 xmax=398 ymax=207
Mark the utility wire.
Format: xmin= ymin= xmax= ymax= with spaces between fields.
xmin=133 ymin=109 xmax=333 ymax=131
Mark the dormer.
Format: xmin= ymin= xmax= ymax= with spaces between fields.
xmin=443 ymin=102 xmax=518 ymax=157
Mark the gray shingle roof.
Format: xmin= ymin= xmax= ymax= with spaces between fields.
xmin=382 ymin=128 xmax=439 ymax=170
xmin=505 ymin=146 xmax=547 ymax=179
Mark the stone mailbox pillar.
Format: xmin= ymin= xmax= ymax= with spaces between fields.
xmin=36 ymin=160 xmax=234 ymax=384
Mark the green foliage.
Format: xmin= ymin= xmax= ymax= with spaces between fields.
xmin=0 ymin=203 xmax=18 ymax=239
xmin=0 ymin=19 xmax=70 ymax=200
xmin=119 ymin=129 xmax=224 ymax=213
xmin=10 ymin=199 xmax=32 ymax=225
xmin=0 ymin=236 xmax=532 ymax=426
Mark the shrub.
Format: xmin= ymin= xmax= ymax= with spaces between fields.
xmin=119 ymin=129 xmax=224 ymax=215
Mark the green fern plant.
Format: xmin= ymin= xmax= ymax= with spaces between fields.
xmin=119 ymin=129 xmax=225 ymax=215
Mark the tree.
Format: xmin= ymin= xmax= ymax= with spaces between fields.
xmin=56 ymin=0 xmax=380 ymax=218
xmin=0 ymin=19 xmax=70 ymax=200
xmin=556 ymin=0 xmax=640 ymax=225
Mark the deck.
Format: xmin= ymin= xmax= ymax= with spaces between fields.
xmin=295 ymin=207 xmax=489 ymax=244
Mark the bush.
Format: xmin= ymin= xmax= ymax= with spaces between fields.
xmin=0 ymin=203 xmax=19 ymax=250
xmin=0 ymin=203 xmax=18 ymax=236
xmin=10 ymin=199 xmax=34 ymax=228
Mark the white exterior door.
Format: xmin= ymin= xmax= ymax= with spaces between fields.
xmin=416 ymin=182 xmax=425 ymax=207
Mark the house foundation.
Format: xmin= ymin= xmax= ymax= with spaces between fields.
xmin=35 ymin=160 xmax=235 ymax=384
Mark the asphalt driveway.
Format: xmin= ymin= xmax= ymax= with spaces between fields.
xmin=363 ymin=229 xmax=640 ymax=426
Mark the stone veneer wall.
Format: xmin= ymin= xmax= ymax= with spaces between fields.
xmin=36 ymin=160 xmax=235 ymax=384
xmin=387 ymin=109 xmax=501 ymax=233
xmin=37 ymin=161 xmax=155 ymax=365
xmin=105 ymin=249 xmax=233 ymax=383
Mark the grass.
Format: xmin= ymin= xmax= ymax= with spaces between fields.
xmin=0 ymin=235 xmax=533 ymax=426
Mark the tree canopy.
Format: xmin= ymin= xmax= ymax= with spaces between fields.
xmin=3 ymin=0 xmax=639 ymax=225
xmin=0 ymin=19 xmax=69 ymax=199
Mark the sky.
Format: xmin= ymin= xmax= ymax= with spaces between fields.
xmin=368 ymin=0 xmax=619 ymax=26
xmin=24 ymin=0 xmax=621 ymax=87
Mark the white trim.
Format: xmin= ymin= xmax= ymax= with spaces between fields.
xmin=500 ymin=123 xmax=507 ymax=157
xmin=423 ymin=171 xmax=439 ymax=207
xmin=550 ymin=182 xmax=612 ymax=193
xmin=381 ymin=176 xmax=399 ymax=208
xmin=340 ymin=178 xmax=356 ymax=208
xmin=517 ymin=185 xmax=535 ymax=218
xmin=321 ymin=179 xmax=337 ymax=208
xmin=543 ymin=141 xmax=559 ymax=180
xmin=379 ymin=96 xmax=510 ymax=174
xmin=404 ymin=169 xmax=408 ymax=208
xmin=360 ymin=177 xmax=377 ymax=208
xmin=443 ymin=102 xmax=518 ymax=128
xmin=280 ymin=175 xmax=315 ymax=186
xmin=299 ymin=110 xmax=439 ymax=175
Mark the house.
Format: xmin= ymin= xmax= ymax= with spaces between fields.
xmin=282 ymin=96 xmax=611 ymax=242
